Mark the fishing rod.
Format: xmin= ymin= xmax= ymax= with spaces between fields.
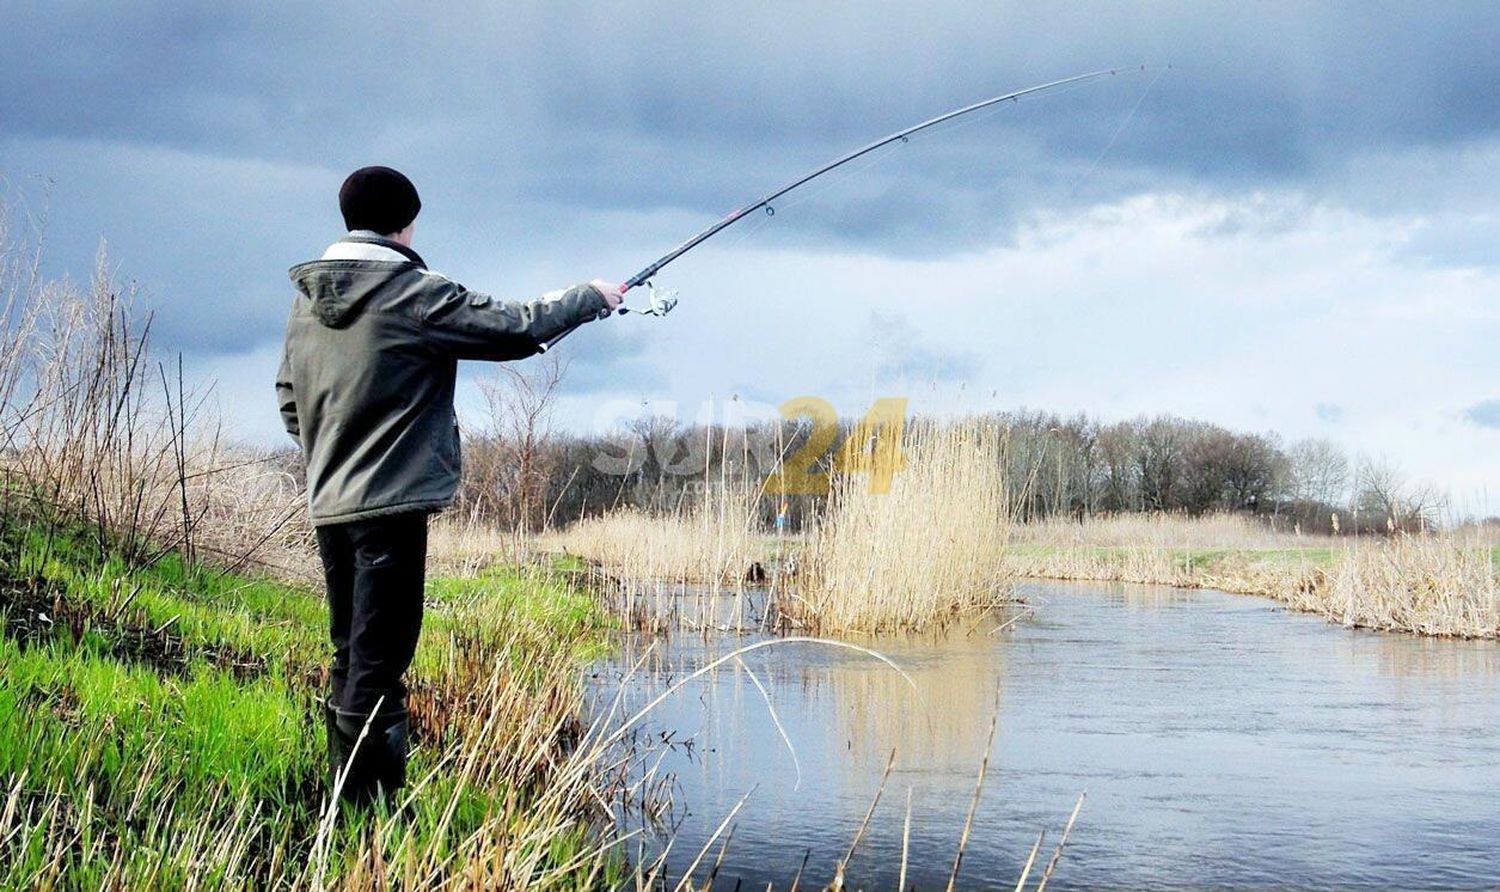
xmin=540 ymin=65 xmax=1159 ymax=352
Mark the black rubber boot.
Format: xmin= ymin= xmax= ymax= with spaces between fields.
xmin=324 ymin=699 xmax=354 ymax=795
xmin=331 ymin=706 xmax=409 ymax=808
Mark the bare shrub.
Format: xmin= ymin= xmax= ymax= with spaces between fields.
xmin=0 ymin=210 xmax=309 ymax=577
xmin=1353 ymin=458 xmax=1444 ymax=534
xmin=459 ymin=351 xmax=568 ymax=534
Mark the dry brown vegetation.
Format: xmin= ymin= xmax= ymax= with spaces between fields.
xmin=1007 ymin=514 xmax=1500 ymax=638
xmin=539 ymin=483 xmax=765 ymax=630
xmin=542 ymin=419 xmax=1027 ymax=635
xmin=0 ymin=219 xmax=310 ymax=579
xmin=789 ymin=419 xmax=1017 ymax=633
xmin=1308 ymin=533 xmax=1498 ymax=637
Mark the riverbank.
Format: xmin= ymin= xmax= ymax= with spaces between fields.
xmin=1006 ymin=515 xmax=1500 ymax=638
xmin=0 ymin=515 xmax=623 ymax=888
xmin=545 ymin=509 xmax=1499 ymax=639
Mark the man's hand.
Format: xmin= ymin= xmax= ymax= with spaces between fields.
xmin=590 ymin=279 xmax=625 ymax=312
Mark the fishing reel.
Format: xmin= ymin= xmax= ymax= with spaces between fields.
xmin=611 ymin=280 xmax=678 ymax=318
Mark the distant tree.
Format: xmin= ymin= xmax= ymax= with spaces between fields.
xmin=1097 ymin=421 xmax=1141 ymax=513
xmin=1353 ymin=458 xmax=1444 ymax=533
xmin=1288 ymin=438 xmax=1350 ymax=507
xmin=474 ymin=352 xmax=568 ymax=533
xmin=1138 ymin=418 xmax=1188 ymax=511
xmin=1218 ymin=432 xmax=1286 ymax=512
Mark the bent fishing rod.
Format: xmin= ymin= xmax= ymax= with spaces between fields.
xmin=540 ymin=65 xmax=1159 ymax=352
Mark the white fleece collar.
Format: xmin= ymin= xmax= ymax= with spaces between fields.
xmin=321 ymin=231 xmax=414 ymax=263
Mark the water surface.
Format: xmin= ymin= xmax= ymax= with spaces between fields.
xmin=596 ymin=581 xmax=1500 ymax=888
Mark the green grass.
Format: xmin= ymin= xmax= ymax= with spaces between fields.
xmin=0 ymin=516 xmax=620 ymax=888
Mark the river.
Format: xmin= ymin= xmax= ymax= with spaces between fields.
xmin=595 ymin=580 xmax=1500 ymax=888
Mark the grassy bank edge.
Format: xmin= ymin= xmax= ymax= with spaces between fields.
xmin=0 ymin=516 xmax=625 ymax=888
xmin=1004 ymin=539 xmax=1499 ymax=639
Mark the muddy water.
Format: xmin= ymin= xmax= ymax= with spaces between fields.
xmin=595 ymin=581 xmax=1500 ymax=889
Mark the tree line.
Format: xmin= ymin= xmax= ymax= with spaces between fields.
xmin=450 ymin=360 xmax=1443 ymax=535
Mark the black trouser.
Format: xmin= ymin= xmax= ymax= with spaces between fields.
xmin=315 ymin=512 xmax=428 ymax=718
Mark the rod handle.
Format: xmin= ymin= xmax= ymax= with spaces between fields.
xmin=540 ymin=280 xmax=628 ymax=352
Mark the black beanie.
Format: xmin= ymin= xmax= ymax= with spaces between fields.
xmin=338 ymin=166 xmax=421 ymax=234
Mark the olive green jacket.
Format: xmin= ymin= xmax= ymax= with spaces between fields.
xmin=275 ymin=233 xmax=606 ymax=526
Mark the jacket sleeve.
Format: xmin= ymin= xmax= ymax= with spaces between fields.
xmin=275 ymin=347 xmax=301 ymax=442
xmin=417 ymin=276 xmax=609 ymax=361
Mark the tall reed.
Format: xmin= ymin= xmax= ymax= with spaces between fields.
xmin=1310 ymin=534 xmax=1499 ymax=637
xmin=542 ymin=483 xmax=765 ymax=630
xmin=788 ymin=419 xmax=1016 ymax=634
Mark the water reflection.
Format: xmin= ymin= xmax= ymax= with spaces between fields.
xmin=597 ymin=581 xmax=1500 ymax=889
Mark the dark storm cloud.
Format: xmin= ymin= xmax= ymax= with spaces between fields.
xmin=3 ymin=1 xmax=1499 ymax=358
xmin=7 ymin=3 xmax=1499 ymax=205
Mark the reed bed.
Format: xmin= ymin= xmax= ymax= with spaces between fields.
xmin=1309 ymin=534 xmax=1500 ymax=637
xmin=787 ymin=419 xmax=1016 ymax=634
xmin=1012 ymin=512 xmax=1323 ymax=551
xmin=1006 ymin=514 xmax=1499 ymax=638
xmin=539 ymin=485 xmax=766 ymax=630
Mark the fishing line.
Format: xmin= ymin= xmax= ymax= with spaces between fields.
xmin=1065 ymin=64 xmax=1168 ymax=201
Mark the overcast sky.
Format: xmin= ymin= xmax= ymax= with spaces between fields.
xmin=2 ymin=2 xmax=1497 ymax=511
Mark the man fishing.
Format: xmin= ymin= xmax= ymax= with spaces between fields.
xmin=275 ymin=166 xmax=622 ymax=806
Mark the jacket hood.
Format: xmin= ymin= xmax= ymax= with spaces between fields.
xmin=288 ymin=235 xmax=427 ymax=328
xmin=288 ymin=262 xmax=409 ymax=328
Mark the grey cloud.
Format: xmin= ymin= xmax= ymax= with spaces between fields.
xmin=869 ymin=311 xmax=981 ymax=384
xmin=6 ymin=4 xmax=1500 ymax=214
xmin=1464 ymin=400 xmax=1500 ymax=429
xmin=1316 ymin=403 xmax=1343 ymax=423
xmin=4 ymin=1 xmax=1500 ymax=362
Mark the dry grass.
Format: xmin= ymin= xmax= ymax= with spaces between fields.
xmin=539 ymin=484 xmax=766 ymax=630
xmin=786 ymin=419 xmax=1016 ymax=634
xmin=1007 ymin=513 xmax=1500 ymax=638
xmin=427 ymin=514 xmax=528 ymax=577
xmin=1306 ymin=534 xmax=1499 ymax=637
xmin=1012 ymin=512 xmax=1324 ymax=551
xmin=0 ymin=216 xmax=311 ymax=579
xmin=1004 ymin=513 xmax=1325 ymax=594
